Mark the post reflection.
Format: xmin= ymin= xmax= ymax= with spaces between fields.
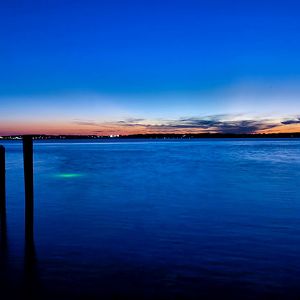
xmin=0 ymin=204 xmax=7 ymax=249
xmin=24 ymin=228 xmax=41 ymax=299
xmin=0 ymin=205 xmax=9 ymax=297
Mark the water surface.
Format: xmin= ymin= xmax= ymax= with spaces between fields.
xmin=1 ymin=139 xmax=300 ymax=299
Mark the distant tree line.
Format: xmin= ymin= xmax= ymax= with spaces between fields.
xmin=1 ymin=133 xmax=300 ymax=140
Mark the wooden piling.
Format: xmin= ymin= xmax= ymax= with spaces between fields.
xmin=0 ymin=145 xmax=5 ymax=212
xmin=23 ymin=136 xmax=34 ymax=238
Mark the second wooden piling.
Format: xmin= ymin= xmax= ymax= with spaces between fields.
xmin=23 ymin=136 xmax=34 ymax=238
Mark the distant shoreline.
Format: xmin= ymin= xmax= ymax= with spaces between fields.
xmin=1 ymin=133 xmax=300 ymax=140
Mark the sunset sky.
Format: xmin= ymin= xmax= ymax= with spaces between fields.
xmin=1 ymin=0 xmax=300 ymax=135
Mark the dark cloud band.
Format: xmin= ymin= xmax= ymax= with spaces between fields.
xmin=72 ymin=114 xmax=300 ymax=134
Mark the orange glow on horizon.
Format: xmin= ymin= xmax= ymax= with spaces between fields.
xmin=257 ymin=124 xmax=300 ymax=134
xmin=1 ymin=121 xmax=300 ymax=136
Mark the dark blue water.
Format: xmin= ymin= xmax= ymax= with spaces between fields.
xmin=1 ymin=139 xmax=300 ymax=299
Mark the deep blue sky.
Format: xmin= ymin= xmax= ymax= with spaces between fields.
xmin=1 ymin=0 xmax=300 ymax=134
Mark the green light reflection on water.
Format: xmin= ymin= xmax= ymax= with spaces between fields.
xmin=55 ymin=173 xmax=83 ymax=179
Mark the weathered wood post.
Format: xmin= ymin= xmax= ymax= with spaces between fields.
xmin=23 ymin=136 xmax=34 ymax=239
xmin=0 ymin=145 xmax=5 ymax=213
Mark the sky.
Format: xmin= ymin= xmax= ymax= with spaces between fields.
xmin=1 ymin=0 xmax=300 ymax=135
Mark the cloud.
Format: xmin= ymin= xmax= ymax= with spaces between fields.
xmin=281 ymin=117 xmax=300 ymax=125
xmin=102 ymin=115 xmax=282 ymax=134
xmin=70 ymin=114 xmax=300 ymax=134
xmin=72 ymin=120 xmax=100 ymax=126
xmin=115 ymin=118 xmax=145 ymax=125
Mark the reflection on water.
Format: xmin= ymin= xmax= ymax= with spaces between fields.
xmin=0 ymin=205 xmax=7 ymax=269
xmin=23 ymin=233 xmax=40 ymax=299
xmin=0 ymin=205 xmax=9 ymax=298
xmin=1 ymin=203 xmax=40 ymax=299
xmin=55 ymin=173 xmax=84 ymax=179
xmin=1 ymin=139 xmax=300 ymax=299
